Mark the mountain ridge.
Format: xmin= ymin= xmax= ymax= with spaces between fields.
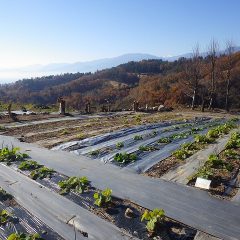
xmin=0 ymin=48 xmax=240 ymax=83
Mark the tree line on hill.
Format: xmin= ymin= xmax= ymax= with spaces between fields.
xmin=0 ymin=40 xmax=239 ymax=112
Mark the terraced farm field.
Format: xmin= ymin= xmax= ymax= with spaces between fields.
xmin=0 ymin=111 xmax=240 ymax=240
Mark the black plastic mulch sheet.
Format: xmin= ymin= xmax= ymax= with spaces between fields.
xmin=0 ymin=200 xmax=63 ymax=240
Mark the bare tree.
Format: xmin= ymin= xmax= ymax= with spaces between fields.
xmin=184 ymin=44 xmax=202 ymax=110
xmin=208 ymin=39 xmax=219 ymax=110
xmin=199 ymin=84 xmax=208 ymax=112
xmin=224 ymin=40 xmax=235 ymax=112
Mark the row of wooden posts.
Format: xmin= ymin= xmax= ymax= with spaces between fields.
xmin=5 ymin=99 xmax=140 ymax=117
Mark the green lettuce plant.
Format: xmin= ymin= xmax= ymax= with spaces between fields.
xmin=18 ymin=160 xmax=41 ymax=171
xmin=30 ymin=166 xmax=54 ymax=180
xmin=0 ymin=210 xmax=11 ymax=225
xmin=141 ymin=208 xmax=165 ymax=233
xmin=134 ymin=135 xmax=143 ymax=140
xmin=94 ymin=188 xmax=112 ymax=207
xmin=114 ymin=152 xmax=137 ymax=164
xmin=7 ymin=233 xmax=44 ymax=240
xmin=0 ymin=147 xmax=29 ymax=165
xmin=58 ymin=176 xmax=89 ymax=194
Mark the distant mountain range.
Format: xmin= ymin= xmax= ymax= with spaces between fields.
xmin=1 ymin=48 xmax=240 ymax=83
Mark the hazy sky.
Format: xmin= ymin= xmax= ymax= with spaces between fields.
xmin=0 ymin=0 xmax=239 ymax=68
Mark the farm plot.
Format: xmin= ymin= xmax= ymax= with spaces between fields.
xmin=54 ymin=117 xmax=225 ymax=173
xmin=188 ymin=130 xmax=240 ymax=200
xmin=146 ymin=118 xmax=239 ymax=178
xmin=0 ymin=147 xmax=197 ymax=240
xmin=52 ymin=117 xmax=206 ymax=151
xmin=2 ymin=112 xmax=186 ymax=149
xmin=0 ymin=187 xmax=63 ymax=240
xmin=0 ymin=134 xmax=240 ymax=240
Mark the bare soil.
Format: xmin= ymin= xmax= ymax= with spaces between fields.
xmin=145 ymin=155 xmax=181 ymax=178
xmin=1 ymin=111 xmax=190 ymax=148
xmin=0 ymin=113 xmax=59 ymax=124
xmin=1 ymin=109 xmax=237 ymax=151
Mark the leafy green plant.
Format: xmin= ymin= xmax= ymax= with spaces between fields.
xmin=225 ymin=132 xmax=240 ymax=149
xmin=139 ymin=145 xmax=157 ymax=152
xmin=173 ymin=149 xmax=191 ymax=160
xmin=90 ymin=150 xmax=100 ymax=156
xmin=0 ymin=210 xmax=11 ymax=225
xmin=141 ymin=208 xmax=165 ymax=233
xmin=171 ymin=122 xmax=237 ymax=161
xmin=30 ymin=166 xmax=54 ymax=180
xmin=58 ymin=176 xmax=89 ymax=194
xmin=7 ymin=233 xmax=44 ymax=240
xmin=231 ymin=131 xmax=240 ymax=140
xmin=151 ymin=130 xmax=158 ymax=136
xmin=60 ymin=129 xmax=69 ymax=135
xmin=181 ymin=143 xmax=197 ymax=151
xmin=158 ymin=137 xmax=171 ymax=144
xmin=208 ymin=154 xmax=233 ymax=172
xmin=194 ymin=134 xmax=214 ymax=144
xmin=113 ymin=152 xmax=137 ymax=164
xmin=0 ymin=147 xmax=29 ymax=165
xmin=207 ymin=154 xmax=225 ymax=168
xmin=206 ymin=129 xmax=219 ymax=139
xmin=134 ymin=115 xmax=142 ymax=124
xmin=171 ymin=131 xmax=191 ymax=140
xmin=194 ymin=120 xmax=237 ymax=145
xmin=225 ymin=139 xmax=238 ymax=149
xmin=116 ymin=142 xmax=124 ymax=149
xmin=192 ymin=153 xmax=233 ymax=181
xmin=192 ymin=166 xmax=213 ymax=180
xmin=223 ymin=149 xmax=239 ymax=158
xmin=173 ymin=142 xmax=199 ymax=160
xmin=191 ymin=127 xmax=203 ymax=133
xmin=94 ymin=188 xmax=112 ymax=207
xmin=0 ymin=187 xmax=12 ymax=201
xmin=76 ymin=133 xmax=86 ymax=139
xmin=133 ymin=135 xmax=143 ymax=140
xmin=216 ymin=123 xmax=233 ymax=135
xmin=18 ymin=160 xmax=41 ymax=171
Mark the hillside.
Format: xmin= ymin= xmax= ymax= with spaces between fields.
xmin=0 ymin=53 xmax=160 ymax=83
xmin=0 ymin=52 xmax=240 ymax=111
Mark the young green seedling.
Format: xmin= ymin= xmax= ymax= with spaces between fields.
xmin=90 ymin=150 xmax=100 ymax=156
xmin=30 ymin=166 xmax=54 ymax=180
xmin=7 ymin=232 xmax=44 ymax=240
xmin=134 ymin=135 xmax=143 ymax=140
xmin=158 ymin=137 xmax=171 ymax=144
xmin=0 ymin=147 xmax=29 ymax=165
xmin=116 ymin=142 xmax=124 ymax=149
xmin=114 ymin=152 xmax=137 ymax=164
xmin=141 ymin=208 xmax=165 ymax=233
xmin=18 ymin=160 xmax=41 ymax=171
xmin=139 ymin=145 xmax=157 ymax=152
xmin=58 ymin=176 xmax=89 ymax=194
xmin=0 ymin=210 xmax=12 ymax=225
xmin=0 ymin=187 xmax=13 ymax=201
xmin=94 ymin=188 xmax=112 ymax=207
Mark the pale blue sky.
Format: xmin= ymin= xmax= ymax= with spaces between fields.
xmin=0 ymin=0 xmax=239 ymax=67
